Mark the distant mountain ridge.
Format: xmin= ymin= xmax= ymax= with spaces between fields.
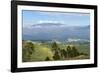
xmin=32 ymin=23 xmax=64 ymax=27
xmin=23 ymin=23 xmax=90 ymax=41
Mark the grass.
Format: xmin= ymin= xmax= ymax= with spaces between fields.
xmin=22 ymin=40 xmax=90 ymax=62
xmin=30 ymin=44 xmax=53 ymax=61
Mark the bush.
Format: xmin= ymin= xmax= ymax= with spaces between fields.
xmin=45 ymin=56 xmax=50 ymax=61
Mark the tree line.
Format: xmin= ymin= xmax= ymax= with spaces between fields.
xmin=45 ymin=42 xmax=80 ymax=61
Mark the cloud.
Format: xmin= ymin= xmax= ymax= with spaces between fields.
xmin=37 ymin=11 xmax=62 ymax=16
xmin=38 ymin=11 xmax=90 ymax=17
xmin=38 ymin=20 xmax=65 ymax=24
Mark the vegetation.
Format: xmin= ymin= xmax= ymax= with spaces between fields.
xmin=22 ymin=40 xmax=90 ymax=62
xmin=45 ymin=56 xmax=50 ymax=61
xmin=22 ymin=41 xmax=35 ymax=62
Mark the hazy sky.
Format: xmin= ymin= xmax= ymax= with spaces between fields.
xmin=22 ymin=10 xmax=90 ymax=27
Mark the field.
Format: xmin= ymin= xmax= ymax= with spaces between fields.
xmin=22 ymin=40 xmax=90 ymax=62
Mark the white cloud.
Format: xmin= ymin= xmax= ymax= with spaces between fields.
xmin=38 ymin=20 xmax=65 ymax=24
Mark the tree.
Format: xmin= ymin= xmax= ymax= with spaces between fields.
xmin=53 ymin=51 xmax=60 ymax=60
xmin=22 ymin=41 xmax=34 ymax=62
xmin=52 ymin=42 xmax=59 ymax=51
xmin=71 ymin=46 xmax=79 ymax=57
xmin=45 ymin=56 xmax=50 ymax=61
xmin=66 ymin=45 xmax=72 ymax=58
xmin=60 ymin=49 xmax=67 ymax=59
xmin=24 ymin=42 xmax=34 ymax=54
xmin=66 ymin=45 xmax=80 ymax=58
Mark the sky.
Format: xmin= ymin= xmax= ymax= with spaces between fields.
xmin=22 ymin=10 xmax=90 ymax=27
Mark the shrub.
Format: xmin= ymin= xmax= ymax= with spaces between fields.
xmin=45 ymin=56 xmax=50 ymax=61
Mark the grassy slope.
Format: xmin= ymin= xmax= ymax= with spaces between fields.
xmin=22 ymin=41 xmax=90 ymax=62
xmin=29 ymin=44 xmax=53 ymax=62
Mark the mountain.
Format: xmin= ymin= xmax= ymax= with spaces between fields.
xmin=32 ymin=23 xmax=63 ymax=27
xmin=23 ymin=23 xmax=90 ymax=41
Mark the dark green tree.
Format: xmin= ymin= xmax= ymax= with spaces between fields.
xmin=22 ymin=42 xmax=34 ymax=62
xmin=24 ymin=42 xmax=34 ymax=54
xmin=66 ymin=45 xmax=72 ymax=58
xmin=53 ymin=51 xmax=60 ymax=60
xmin=52 ymin=42 xmax=59 ymax=51
xmin=45 ymin=56 xmax=50 ymax=61
xmin=71 ymin=46 xmax=79 ymax=57
xmin=66 ymin=45 xmax=80 ymax=58
xmin=60 ymin=49 xmax=67 ymax=59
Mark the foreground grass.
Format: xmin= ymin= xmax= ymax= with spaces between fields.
xmin=22 ymin=41 xmax=90 ymax=62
